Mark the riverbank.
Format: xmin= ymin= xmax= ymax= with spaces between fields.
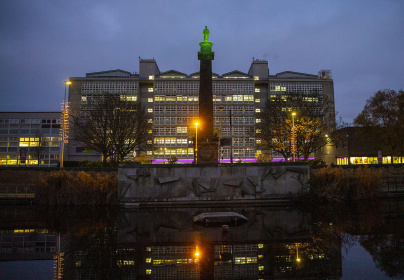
xmin=1 ymin=165 xmax=403 ymax=205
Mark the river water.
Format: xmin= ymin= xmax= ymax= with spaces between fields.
xmin=0 ymin=199 xmax=403 ymax=280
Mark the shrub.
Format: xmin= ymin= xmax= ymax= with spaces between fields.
xmin=35 ymin=170 xmax=118 ymax=205
xmin=167 ymin=156 xmax=178 ymax=164
xmin=309 ymin=166 xmax=382 ymax=202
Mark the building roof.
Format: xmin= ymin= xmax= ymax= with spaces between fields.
xmin=86 ymin=69 xmax=133 ymax=77
xmin=221 ymin=70 xmax=250 ymax=78
xmin=158 ymin=70 xmax=188 ymax=77
xmin=273 ymin=71 xmax=318 ymax=79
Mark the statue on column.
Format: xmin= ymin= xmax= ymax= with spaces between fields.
xmin=203 ymin=26 xmax=209 ymax=42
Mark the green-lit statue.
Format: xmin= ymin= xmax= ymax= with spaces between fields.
xmin=203 ymin=26 xmax=209 ymax=41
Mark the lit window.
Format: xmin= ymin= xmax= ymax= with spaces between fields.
xmin=146 ymin=258 xmax=151 ymax=263
xmin=147 ymin=140 xmax=152 ymax=144
xmin=148 ymin=98 xmax=153 ymax=103
xmin=146 ymin=247 xmax=151 ymax=251
xmin=255 ymin=99 xmax=260 ymax=103
xmin=256 ymin=119 xmax=261 ymax=123
xmin=255 ymin=108 xmax=261 ymax=113
xmin=81 ymin=96 xmax=87 ymax=102
xmin=147 ymin=151 xmax=152 ymax=155
xmin=148 ymin=88 xmax=153 ymax=92
xmin=148 ymin=119 xmax=153 ymax=123
xmin=256 ymin=139 xmax=261 ymax=144
xmin=148 ymin=130 xmax=152 ymax=134
xmin=148 ymin=108 xmax=153 ymax=113
xmin=259 ymin=265 xmax=264 ymax=271
xmin=256 ymin=129 xmax=261 ymax=134
xmin=254 ymin=76 xmax=259 ymax=80
xmin=244 ymin=95 xmax=254 ymax=102
xmin=258 ymin=243 xmax=264 ymax=248
xmin=177 ymin=127 xmax=187 ymax=133
xmin=149 ymin=75 xmax=154 ymax=80
xmin=146 ymin=269 xmax=152 ymax=274
xmin=255 ymin=88 xmax=260 ymax=92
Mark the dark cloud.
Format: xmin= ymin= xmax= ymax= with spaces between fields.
xmin=0 ymin=0 xmax=403 ymax=122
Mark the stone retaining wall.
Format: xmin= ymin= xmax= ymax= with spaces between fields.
xmin=118 ymin=163 xmax=310 ymax=205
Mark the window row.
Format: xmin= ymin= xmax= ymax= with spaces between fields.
xmin=81 ymin=81 xmax=138 ymax=94
xmin=154 ymin=81 xmax=199 ymax=94
xmin=213 ymin=95 xmax=254 ymax=103
xmin=154 ymin=95 xmax=199 ymax=103
xmin=154 ymin=117 xmax=198 ymax=125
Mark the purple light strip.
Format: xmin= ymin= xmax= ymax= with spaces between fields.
xmin=152 ymin=157 xmax=314 ymax=164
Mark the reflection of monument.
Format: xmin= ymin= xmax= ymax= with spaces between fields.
xmin=198 ymin=26 xmax=218 ymax=163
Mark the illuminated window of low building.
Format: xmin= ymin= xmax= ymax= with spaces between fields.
xmin=255 ymin=108 xmax=261 ymax=113
xmin=256 ymin=129 xmax=261 ymax=134
xmin=254 ymin=76 xmax=259 ymax=80
xmin=255 ymin=88 xmax=260 ymax=92
xmin=148 ymin=88 xmax=154 ymax=92
xmin=149 ymin=75 xmax=154 ymax=80
xmin=148 ymin=98 xmax=153 ymax=103
xmin=255 ymin=98 xmax=260 ymax=103
xmin=148 ymin=108 xmax=153 ymax=113
xmin=177 ymin=127 xmax=187 ymax=134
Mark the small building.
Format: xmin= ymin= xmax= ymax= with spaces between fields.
xmin=0 ymin=112 xmax=61 ymax=167
xmin=335 ymin=127 xmax=404 ymax=165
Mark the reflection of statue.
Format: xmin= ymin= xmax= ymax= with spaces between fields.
xmin=203 ymin=26 xmax=209 ymax=41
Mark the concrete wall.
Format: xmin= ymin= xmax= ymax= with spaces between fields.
xmin=118 ymin=163 xmax=309 ymax=205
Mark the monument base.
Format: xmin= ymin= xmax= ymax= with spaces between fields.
xmin=197 ymin=141 xmax=218 ymax=164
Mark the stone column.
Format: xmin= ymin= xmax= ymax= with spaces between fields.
xmin=197 ymin=26 xmax=218 ymax=163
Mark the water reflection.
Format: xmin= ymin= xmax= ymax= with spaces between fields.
xmin=0 ymin=200 xmax=403 ymax=280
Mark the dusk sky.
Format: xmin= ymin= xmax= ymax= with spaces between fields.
xmin=0 ymin=0 xmax=403 ymax=123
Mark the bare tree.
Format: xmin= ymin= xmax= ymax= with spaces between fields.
xmin=71 ymin=95 xmax=152 ymax=162
xmin=30 ymin=133 xmax=47 ymax=166
xmin=257 ymin=91 xmax=334 ymax=161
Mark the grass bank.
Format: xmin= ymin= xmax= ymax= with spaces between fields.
xmin=35 ymin=170 xmax=118 ymax=205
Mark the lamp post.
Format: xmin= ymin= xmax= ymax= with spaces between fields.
xmin=61 ymin=81 xmax=71 ymax=168
xmin=218 ymin=106 xmax=224 ymax=162
xmin=291 ymin=112 xmax=296 ymax=162
xmin=195 ymin=122 xmax=199 ymax=164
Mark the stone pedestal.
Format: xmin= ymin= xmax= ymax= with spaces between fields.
xmin=197 ymin=141 xmax=218 ymax=164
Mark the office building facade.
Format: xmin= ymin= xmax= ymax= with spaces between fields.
xmin=0 ymin=112 xmax=62 ymax=167
xmin=67 ymin=59 xmax=335 ymax=163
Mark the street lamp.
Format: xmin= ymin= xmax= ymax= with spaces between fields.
xmin=195 ymin=122 xmax=199 ymax=164
xmin=61 ymin=81 xmax=71 ymax=168
xmin=291 ymin=112 xmax=296 ymax=162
